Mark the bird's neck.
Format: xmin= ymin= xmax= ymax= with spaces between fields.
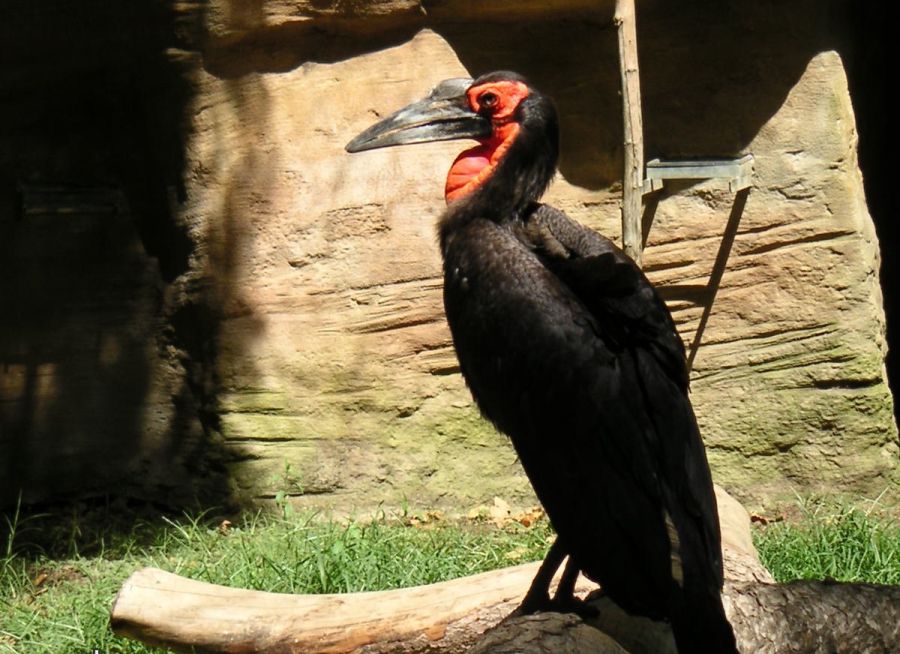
xmin=439 ymin=116 xmax=559 ymax=250
xmin=444 ymin=123 xmax=520 ymax=204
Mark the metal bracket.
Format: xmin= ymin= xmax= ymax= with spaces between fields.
xmin=642 ymin=154 xmax=754 ymax=194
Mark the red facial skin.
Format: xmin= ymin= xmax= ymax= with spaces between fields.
xmin=444 ymin=80 xmax=530 ymax=204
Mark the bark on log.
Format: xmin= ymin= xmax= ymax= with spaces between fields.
xmin=467 ymin=612 xmax=630 ymax=654
xmin=111 ymin=565 xmax=899 ymax=654
xmin=724 ymin=579 xmax=900 ymax=654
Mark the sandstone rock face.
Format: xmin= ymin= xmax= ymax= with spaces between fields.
xmin=1 ymin=1 xmax=895 ymax=512
xmin=679 ymin=51 xmax=896 ymax=508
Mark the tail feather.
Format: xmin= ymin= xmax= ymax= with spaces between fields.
xmin=668 ymin=588 xmax=738 ymax=654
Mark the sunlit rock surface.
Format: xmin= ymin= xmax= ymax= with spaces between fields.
xmin=0 ymin=1 xmax=895 ymax=512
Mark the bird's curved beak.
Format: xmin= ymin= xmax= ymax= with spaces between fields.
xmin=346 ymin=78 xmax=492 ymax=153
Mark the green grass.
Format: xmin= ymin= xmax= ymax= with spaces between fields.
xmin=1 ymin=497 xmax=898 ymax=654
xmin=0 ymin=501 xmax=553 ymax=654
xmin=753 ymin=499 xmax=900 ymax=585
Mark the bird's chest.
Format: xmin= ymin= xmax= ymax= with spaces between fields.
xmin=443 ymin=221 xmax=543 ymax=334
xmin=441 ymin=220 xmax=583 ymax=400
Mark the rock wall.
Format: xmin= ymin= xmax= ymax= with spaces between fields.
xmin=0 ymin=1 xmax=225 ymax=506
xmin=1 ymin=1 xmax=896 ymax=513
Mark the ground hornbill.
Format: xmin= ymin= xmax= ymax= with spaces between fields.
xmin=346 ymin=71 xmax=739 ymax=653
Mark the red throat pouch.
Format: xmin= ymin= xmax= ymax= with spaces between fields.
xmin=444 ymin=123 xmax=519 ymax=204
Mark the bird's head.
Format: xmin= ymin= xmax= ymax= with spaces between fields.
xmin=347 ymin=71 xmax=558 ymax=214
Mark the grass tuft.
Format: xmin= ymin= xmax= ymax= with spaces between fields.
xmin=753 ymin=498 xmax=900 ymax=585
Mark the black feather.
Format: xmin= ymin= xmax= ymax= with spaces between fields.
xmin=437 ymin=77 xmax=737 ymax=653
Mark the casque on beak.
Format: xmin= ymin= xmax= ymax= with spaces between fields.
xmin=345 ymin=78 xmax=492 ymax=153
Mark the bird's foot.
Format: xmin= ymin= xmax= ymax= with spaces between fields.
xmin=510 ymin=591 xmax=553 ymax=617
xmin=512 ymin=592 xmax=598 ymax=620
xmin=548 ymin=593 xmax=599 ymax=620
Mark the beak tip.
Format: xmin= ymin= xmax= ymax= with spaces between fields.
xmin=346 ymin=131 xmax=380 ymax=153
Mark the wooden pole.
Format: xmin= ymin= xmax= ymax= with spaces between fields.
xmin=614 ymin=0 xmax=645 ymax=266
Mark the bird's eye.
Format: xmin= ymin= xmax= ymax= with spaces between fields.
xmin=479 ymin=92 xmax=499 ymax=109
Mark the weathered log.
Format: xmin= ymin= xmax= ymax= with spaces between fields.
xmin=467 ymin=612 xmax=630 ymax=654
xmin=724 ymin=579 xmax=900 ymax=654
xmin=110 ymin=561 xmax=556 ymax=654
xmin=110 ymin=564 xmax=899 ymax=654
xmin=466 ymin=579 xmax=900 ymax=654
xmin=109 ymin=486 xmax=770 ymax=653
xmin=111 ymin=486 xmax=771 ymax=654
xmin=110 ymin=490 xmax=896 ymax=653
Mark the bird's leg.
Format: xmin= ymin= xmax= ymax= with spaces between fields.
xmin=514 ymin=541 xmax=599 ymax=618
xmin=552 ymin=555 xmax=579 ymax=604
xmin=550 ymin=556 xmax=599 ymax=618
xmin=513 ymin=537 xmax=567 ymax=615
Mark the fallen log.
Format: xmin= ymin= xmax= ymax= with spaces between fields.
xmin=465 ymin=579 xmax=900 ymax=654
xmin=110 ymin=563 xmax=899 ymax=654
xmin=109 ymin=489 xmax=898 ymax=653
xmin=110 ymin=488 xmax=765 ymax=654
xmin=110 ymin=561 xmax=553 ymax=654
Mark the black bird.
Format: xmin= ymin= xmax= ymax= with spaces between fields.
xmin=347 ymin=71 xmax=738 ymax=654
